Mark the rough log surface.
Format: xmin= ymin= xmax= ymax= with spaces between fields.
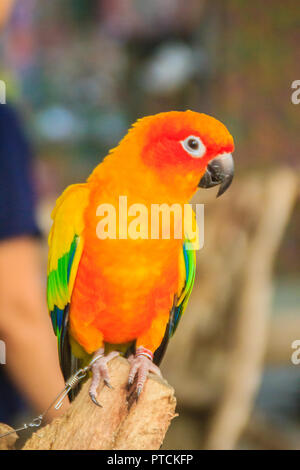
xmin=0 ymin=424 xmax=18 ymax=450
xmin=22 ymin=357 xmax=177 ymax=450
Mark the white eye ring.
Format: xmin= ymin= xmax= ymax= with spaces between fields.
xmin=181 ymin=135 xmax=206 ymax=158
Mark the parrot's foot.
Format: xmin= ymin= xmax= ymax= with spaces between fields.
xmin=127 ymin=347 xmax=162 ymax=397
xmin=89 ymin=349 xmax=120 ymax=406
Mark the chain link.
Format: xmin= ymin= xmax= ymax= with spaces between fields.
xmin=0 ymin=354 xmax=103 ymax=440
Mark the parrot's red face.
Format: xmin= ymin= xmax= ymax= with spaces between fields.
xmin=139 ymin=110 xmax=235 ymax=199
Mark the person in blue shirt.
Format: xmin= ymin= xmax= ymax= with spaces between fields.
xmin=0 ymin=104 xmax=68 ymax=425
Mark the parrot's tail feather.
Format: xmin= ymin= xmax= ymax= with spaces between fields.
xmin=59 ymin=305 xmax=82 ymax=401
xmin=68 ymin=351 xmax=81 ymax=401
xmin=153 ymin=297 xmax=177 ymax=365
xmin=153 ymin=322 xmax=170 ymax=366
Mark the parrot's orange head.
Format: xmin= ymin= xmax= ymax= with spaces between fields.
xmin=129 ymin=110 xmax=235 ymax=200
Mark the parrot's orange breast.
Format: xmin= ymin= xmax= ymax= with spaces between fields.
xmin=69 ymin=188 xmax=182 ymax=354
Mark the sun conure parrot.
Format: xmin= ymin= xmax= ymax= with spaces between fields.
xmin=47 ymin=110 xmax=234 ymax=405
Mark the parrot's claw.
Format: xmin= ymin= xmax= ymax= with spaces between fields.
xmin=89 ymin=349 xmax=119 ymax=406
xmin=89 ymin=391 xmax=102 ymax=407
xmin=127 ymin=353 xmax=162 ymax=398
xmin=104 ymin=379 xmax=114 ymax=389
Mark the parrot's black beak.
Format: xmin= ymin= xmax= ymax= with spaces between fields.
xmin=198 ymin=153 xmax=234 ymax=197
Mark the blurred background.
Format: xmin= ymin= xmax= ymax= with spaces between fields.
xmin=0 ymin=0 xmax=299 ymax=450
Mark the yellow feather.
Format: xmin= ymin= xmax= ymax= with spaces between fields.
xmin=47 ymin=184 xmax=90 ymax=312
xmin=47 ymin=184 xmax=89 ymax=274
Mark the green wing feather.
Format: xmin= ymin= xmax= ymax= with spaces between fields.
xmin=47 ymin=184 xmax=89 ymax=374
xmin=169 ymin=240 xmax=196 ymax=337
xmin=47 ymin=234 xmax=78 ymax=360
xmin=153 ymin=238 xmax=196 ymax=365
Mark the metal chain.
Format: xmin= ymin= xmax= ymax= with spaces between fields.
xmin=0 ymin=354 xmax=103 ymax=440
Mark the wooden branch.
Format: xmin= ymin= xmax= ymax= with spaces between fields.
xmin=0 ymin=424 xmax=17 ymax=450
xmin=22 ymin=357 xmax=177 ymax=450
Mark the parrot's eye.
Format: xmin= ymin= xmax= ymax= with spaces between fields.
xmin=181 ymin=135 xmax=206 ymax=158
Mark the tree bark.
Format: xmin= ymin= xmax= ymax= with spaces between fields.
xmin=21 ymin=357 xmax=176 ymax=450
xmin=0 ymin=424 xmax=17 ymax=450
